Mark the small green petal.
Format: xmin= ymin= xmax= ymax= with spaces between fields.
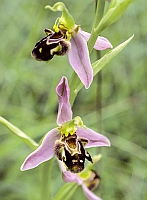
xmin=80 ymin=170 xmax=91 ymax=180
xmin=45 ymin=2 xmax=75 ymax=32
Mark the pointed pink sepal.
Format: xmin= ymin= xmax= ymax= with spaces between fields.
xmin=76 ymin=127 xmax=110 ymax=148
xmin=79 ymin=29 xmax=113 ymax=50
xmin=20 ymin=128 xmax=60 ymax=171
xmin=68 ymin=32 xmax=93 ymax=89
xmin=56 ymin=76 xmax=73 ymax=125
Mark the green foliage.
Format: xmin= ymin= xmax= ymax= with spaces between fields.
xmin=93 ymin=34 xmax=134 ymax=75
xmin=88 ymin=0 xmax=133 ymax=52
xmin=53 ymin=183 xmax=78 ymax=200
xmin=0 ymin=0 xmax=147 ymax=200
xmin=69 ymin=35 xmax=134 ymax=105
xmin=96 ymin=0 xmax=134 ymax=33
xmin=0 ymin=116 xmax=38 ymax=149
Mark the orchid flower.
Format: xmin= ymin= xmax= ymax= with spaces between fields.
xmin=59 ymin=155 xmax=102 ymax=200
xmin=32 ymin=2 xmax=113 ymax=89
xmin=21 ymin=76 xmax=110 ymax=172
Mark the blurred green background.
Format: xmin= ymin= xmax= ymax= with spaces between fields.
xmin=0 ymin=0 xmax=147 ymax=199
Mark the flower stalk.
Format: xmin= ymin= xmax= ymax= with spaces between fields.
xmin=53 ymin=182 xmax=78 ymax=200
xmin=88 ymin=0 xmax=105 ymax=53
xmin=40 ymin=159 xmax=53 ymax=200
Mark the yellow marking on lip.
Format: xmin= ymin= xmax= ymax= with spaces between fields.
xmin=50 ymin=45 xmax=61 ymax=55
xmin=39 ymin=48 xmax=42 ymax=53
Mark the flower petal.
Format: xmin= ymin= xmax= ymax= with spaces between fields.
xmin=21 ymin=128 xmax=60 ymax=171
xmin=67 ymin=32 xmax=93 ymax=89
xmin=56 ymin=76 xmax=72 ymax=125
xmin=93 ymin=35 xmax=113 ymax=50
xmin=59 ymin=160 xmax=83 ymax=185
xmin=63 ymin=171 xmax=83 ymax=185
xmin=79 ymin=29 xmax=113 ymax=50
xmin=82 ymin=184 xmax=102 ymax=200
xmin=76 ymin=127 xmax=110 ymax=148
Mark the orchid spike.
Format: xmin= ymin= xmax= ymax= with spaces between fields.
xmin=21 ymin=77 xmax=110 ymax=172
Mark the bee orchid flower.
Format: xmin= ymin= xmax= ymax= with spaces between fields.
xmin=21 ymin=76 xmax=110 ymax=172
xmin=32 ymin=2 xmax=113 ymax=89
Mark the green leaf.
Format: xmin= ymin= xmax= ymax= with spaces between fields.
xmin=53 ymin=182 xmax=78 ymax=200
xmin=69 ymin=35 xmax=134 ymax=106
xmin=95 ymin=0 xmax=134 ymax=34
xmin=0 ymin=116 xmax=39 ymax=149
xmin=93 ymin=34 xmax=134 ymax=75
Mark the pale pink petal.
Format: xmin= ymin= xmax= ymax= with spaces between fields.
xmin=63 ymin=171 xmax=83 ymax=185
xmin=93 ymin=36 xmax=113 ymax=50
xmin=67 ymin=32 xmax=93 ymax=89
xmin=79 ymin=29 xmax=113 ymax=50
xmin=59 ymin=160 xmax=83 ymax=185
xmin=21 ymin=128 xmax=60 ymax=171
xmin=60 ymin=162 xmax=101 ymax=200
xmin=56 ymin=76 xmax=72 ymax=125
xmin=82 ymin=184 xmax=102 ymax=200
xmin=76 ymin=127 xmax=110 ymax=148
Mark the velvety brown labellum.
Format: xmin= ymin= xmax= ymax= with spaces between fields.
xmin=31 ymin=29 xmax=70 ymax=61
xmin=54 ymin=134 xmax=93 ymax=173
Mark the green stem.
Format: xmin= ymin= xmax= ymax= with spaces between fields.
xmin=93 ymin=0 xmax=105 ymax=132
xmin=53 ymin=182 xmax=78 ymax=200
xmin=88 ymin=0 xmax=105 ymax=53
xmin=94 ymin=1 xmax=104 ymax=196
xmin=95 ymin=0 xmax=106 ymax=29
xmin=40 ymin=159 xmax=53 ymax=200
xmin=96 ymin=52 xmax=102 ymax=132
xmin=69 ymin=72 xmax=83 ymax=106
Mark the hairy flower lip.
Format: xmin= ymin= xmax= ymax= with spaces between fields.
xmin=31 ymin=29 xmax=70 ymax=61
xmin=54 ymin=133 xmax=93 ymax=173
